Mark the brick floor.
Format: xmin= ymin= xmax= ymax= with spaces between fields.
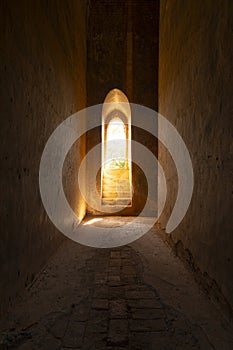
xmin=0 ymin=218 xmax=233 ymax=349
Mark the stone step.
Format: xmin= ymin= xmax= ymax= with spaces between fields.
xmin=102 ymin=182 xmax=131 ymax=189
xmin=103 ymin=168 xmax=129 ymax=175
xmin=103 ymin=175 xmax=130 ymax=181
xmin=103 ymin=182 xmax=130 ymax=189
xmin=101 ymin=198 xmax=132 ymax=206
xmin=102 ymin=168 xmax=132 ymax=206
xmin=103 ymin=177 xmax=130 ymax=183
xmin=102 ymin=186 xmax=131 ymax=193
xmin=103 ymin=169 xmax=130 ymax=180
xmin=102 ymin=191 xmax=131 ymax=198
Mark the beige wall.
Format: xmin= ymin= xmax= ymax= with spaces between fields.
xmin=0 ymin=0 xmax=87 ymax=314
xmin=158 ymin=0 xmax=233 ymax=314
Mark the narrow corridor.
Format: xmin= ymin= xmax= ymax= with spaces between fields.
xmin=1 ymin=218 xmax=232 ymax=350
xmin=1 ymin=1 xmax=233 ymax=349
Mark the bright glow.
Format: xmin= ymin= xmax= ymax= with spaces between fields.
xmin=105 ymin=118 xmax=126 ymax=169
xmin=83 ymin=218 xmax=103 ymax=226
xmin=107 ymin=118 xmax=125 ymax=140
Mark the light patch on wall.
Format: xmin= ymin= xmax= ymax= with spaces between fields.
xmin=83 ymin=218 xmax=103 ymax=225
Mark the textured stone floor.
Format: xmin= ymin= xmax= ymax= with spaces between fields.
xmin=0 ymin=217 xmax=233 ymax=349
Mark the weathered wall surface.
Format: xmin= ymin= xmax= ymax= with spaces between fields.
xmin=159 ymin=0 xmax=233 ymax=314
xmin=0 ymin=0 xmax=87 ymax=314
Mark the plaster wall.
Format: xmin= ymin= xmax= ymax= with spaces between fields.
xmin=159 ymin=0 xmax=233 ymax=313
xmin=0 ymin=0 xmax=87 ymax=314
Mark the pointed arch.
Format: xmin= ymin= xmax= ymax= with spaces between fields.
xmin=101 ymin=88 xmax=132 ymax=206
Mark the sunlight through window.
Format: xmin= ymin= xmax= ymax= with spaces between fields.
xmin=105 ymin=117 xmax=126 ymax=169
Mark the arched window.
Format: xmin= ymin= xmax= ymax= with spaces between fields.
xmin=101 ymin=89 xmax=132 ymax=206
xmin=105 ymin=117 xmax=127 ymax=169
